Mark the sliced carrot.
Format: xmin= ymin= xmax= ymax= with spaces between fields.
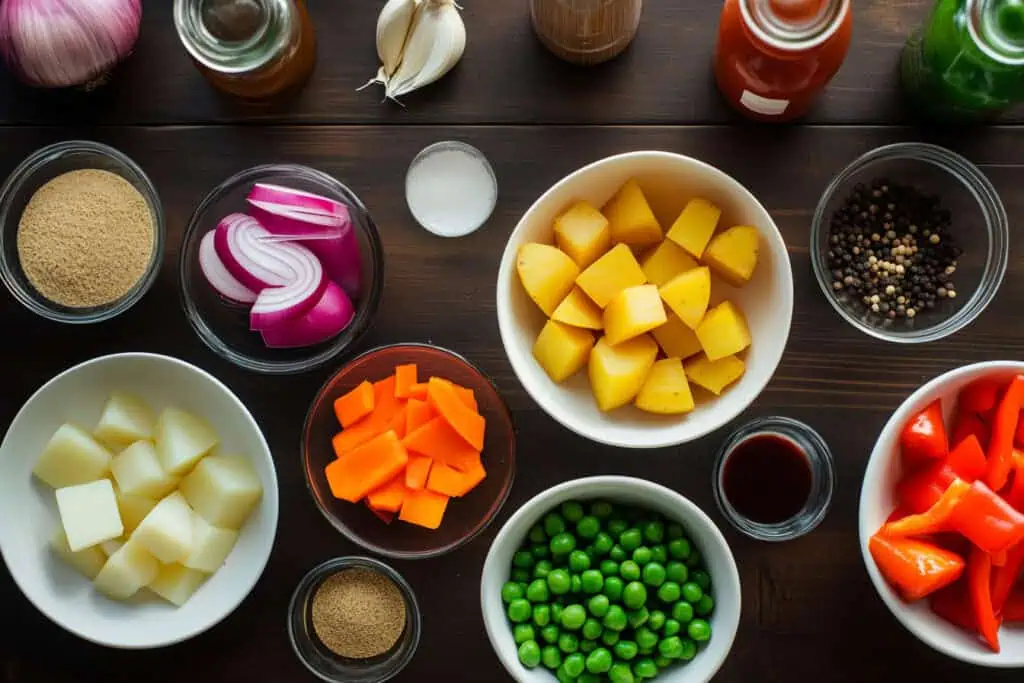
xmin=325 ymin=430 xmax=409 ymax=503
xmin=333 ymin=380 xmax=375 ymax=428
xmin=405 ymin=399 xmax=435 ymax=434
xmin=426 ymin=461 xmax=487 ymax=497
xmin=427 ymin=377 xmax=486 ymax=450
xmin=394 ymin=364 xmax=419 ymax=399
xmin=365 ymin=500 xmax=395 ymax=524
xmin=402 ymin=416 xmax=481 ymax=471
xmin=367 ymin=475 xmax=408 ymax=513
xmin=399 ymin=488 xmax=449 ymax=530
xmin=408 ymin=382 xmax=429 ymax=400
xmin=387 ymin=404 xmax=409 ymax=439
xmin=405 ymin=455 xmax=432 ymax=489
xmin=446 ymin=380 xmax=478 ymax=411
xmin=332 ymin=419 xmax=387 ymax=457
xmin=373 ymin=376 xmax=401 ymax=422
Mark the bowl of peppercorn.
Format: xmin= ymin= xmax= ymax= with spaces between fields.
xmin=811 ymin=142 xmax=1008 ymax=343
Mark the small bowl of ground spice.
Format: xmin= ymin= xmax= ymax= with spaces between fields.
xmin=811 ymin=142 xmax=1008 ymax=343
xmin=288 ymin=556 xmax=421 ymax=683
xmin=0 ymin=140 xmax=164 ymax=324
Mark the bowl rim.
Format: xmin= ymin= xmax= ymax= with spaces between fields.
xmin=301 ymin=342 xmax=516 ymax=559
xmin=495 ymin=150 xmax=794 ymax=449
xmin=859 ymin=360 xmax=1024 ymax=667
xmin=480 ymin=475 xmax=742 ymax=682
xmin=0 ymin=351 xmax=280 ymax=649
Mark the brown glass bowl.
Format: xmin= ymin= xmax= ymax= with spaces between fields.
xmin=302 ymin=344 xmax=516 ymax=559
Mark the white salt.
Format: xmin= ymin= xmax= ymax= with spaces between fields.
xmin=405 ymin=142 xmax=497 ymax=238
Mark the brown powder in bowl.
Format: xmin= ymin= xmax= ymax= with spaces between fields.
xmin=16 ymin=169 xmax=155 ymax=308
xmin=310 ymin=567 xmax=407 ymax=659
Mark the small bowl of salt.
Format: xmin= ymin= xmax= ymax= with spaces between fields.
xmin=405 ymin=141 xmax=498 ymax=238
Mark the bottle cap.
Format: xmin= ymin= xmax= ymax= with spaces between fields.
xmin=768 ymin=0 xmax=828 ymax=24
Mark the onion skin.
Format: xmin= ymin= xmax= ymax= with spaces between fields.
xmin=0 ymin=0 xmax=142 ymax=88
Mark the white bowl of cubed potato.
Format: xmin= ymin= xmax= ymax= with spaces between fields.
xmin=496 ymin=151 xmax=793 ymax=449
xmin=0 ymin=352 xmax=278 ymax=648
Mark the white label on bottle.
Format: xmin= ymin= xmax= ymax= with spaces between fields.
xmin=740 ymin=90 xmax=789 ymax=116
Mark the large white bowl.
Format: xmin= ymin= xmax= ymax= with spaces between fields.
xmin=481 ymin=476 xmax=741 ymax=683
xmin=496 ymin=151 xmax=793 ymax=449
xmin=859 ymin=361 xmax=1024 ymax=667
xmin=0 ymin=353 xmax=279 ymax=649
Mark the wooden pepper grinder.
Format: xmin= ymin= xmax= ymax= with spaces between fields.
xmin=529 ymin=0 xmax=643 ymax=65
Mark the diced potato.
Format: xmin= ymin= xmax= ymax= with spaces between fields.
xmin=516 ymin=242 xmax=580 ymax=316
xmin=56 ymin=479 xmax=123 ymax=552
xmin=635 ymin=358 xmax=695 ymax=415
xmin=603 ymin=285 xmax=667 ymax=346
xmin=133 ymin=492 xmax=194 ymax=563
xmin=666 ymin=198 xmax=721 ymax=259
xmin=110 ymin=440 xmax=179 ymax=499
xmin=93 ymin=539 xmax=159 ymax=600
xmin=93 ymin=393 xmax=156 ymax=450
xmin=182 ymin=513 xmax=238 ymax=573
xmin=684 ymin=354 xmax=746 ymax=395
xmin=149 ymin=564 xmax=208 ymax=607
xmin=640 ymin=239 xmax=699 ymax=287
xmin=588 ymin=335 xmax=659 ymax=412
xmin=602 ymin=179 xmax=663 ymax=248
xmin=703 ymin=225 xmax=760 ymax=286
xmin=154 ymin=408 xmax=219 ymax=476
xmin=179 ymin=455 xmax=263 ymax=529
xmin=50 ymin=528 xmax=107 ymax=580
xmin=551 ymin=287 xmax=603 ymax=330
xmin=33 ymin=423 xmax=112 ymax=489
xmin=553 ymin=201 xmax=612 ymax=269
xmin=659 ymin=267 xmax=711 ymax=329
xmin=651 ymin=314 xmax=703 ymax=359
xmin=100 ymin=539 xmax=124 ymax=557
xmin=576 ymin=244 xmax=647 ymax=309
xmin=533 ymin=320 xmax=595 ymax=384
xmin=115 ymin=488 xmax=158 ymax=534
xmin=695 ymin=301 xmax=752 ymax=361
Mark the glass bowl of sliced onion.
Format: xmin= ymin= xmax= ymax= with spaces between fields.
xmin=179 ymin=164 xmax=385 ymax=375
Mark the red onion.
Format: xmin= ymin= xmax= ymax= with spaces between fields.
xmin=214 ymin=213 xmax=303 ymax=292
xmin=259 ymin=281 xmax=355 ymax=348
xmin=248 ymin=183 xmax=346 ymax=216
xmin=198 ymin=230 xmax=257 ymax=304
xmin=0 ymin=0 xmax=142 ymax=88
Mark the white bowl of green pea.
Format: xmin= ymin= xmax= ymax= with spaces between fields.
xmin=481 ymin=476 xmax=740 ymax=683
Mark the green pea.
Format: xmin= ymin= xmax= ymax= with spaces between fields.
xmin=628 ymin=607 xmax=650 ymax=630
xmin=671 ymin=601 xmax=694 ymax=624
xmin=642 ymin=562 xmax=666 ymax=587
xmin=634 ymin=626 xmax=658 ymax=650
xmin=668 ymin=538 xmax=691 ymax=560
xmin=513 ymin=549 xmax=534 ymax=568
xmin=555 ymin=664 xmax=573 ymax=683
xmin=533 ymin=559 xmax=553 ymax=580
xmin=551 ymin=603 xmax=564 ymax=623
xmin=542 ymin=645 xmax=563 ymax=670
xmin=650 ymin=545 xmax=668 ymax=565
xmin=632 ymin=546 xmax=653 ymax=566
xmin=603 ymin=576 xmax=624 ymax=601
xmin=590 ymin=501 xmax=614 ymax=519
xmin=544 ymin=512 xmax=566 ymax=537
xmin=619 ymin=560 xmax=641 ymax=582
xmin=576 ymin=515 xmax=601 ymax=540
xmin=533 ymin=604 xmax=551 ymax=627
xmin=587 ymin=594 xmax=610 ymax=618
xmin=609 ymin=662 xmax=635 ymax=683
xmin=681 ymin=582 xmax=703 ymax=603
xmin=569 ymin=550 xmax=591 ymax=573
xmin=609 ymin=543 xmax=627 ymax=562
xmin=541 ymin=624 xmax=561 ymax=644
xmin=657 ymin=581 xmax=681 ymax=604
xmin=561 ymin=501 xmax=585 ymax=523
xmin=581 ymin=569 xmax=604 ymax=594
xmin=607 ymin=518 xmax=629 ymax=539
xmin=620 ymin=528 xmax=643 ymax=551
xmin=580 ymin=639 xmax=597 ymax=654
xmin=571 ymin=574 xmax=583 ymax=594
xmin=600 ymin=629 xmax=620 ymax=647
xmin=685 ymin=549 xmax=702 ymax=568
xmin=696 ymin=594 xmax=715 ymax=616
xmin=532 ymin=544 xmax=550 ymax=559
xmin=529 ymin=524 xmax=547 ymax=544
xmin=558 ymin=632 xmax=580 ymax=653
xmin=592 ymin=532 xmax=614 ymax=556
xmin=641 ymin=522 xmax=663 ymax=546
xmin=663 ymin=618 xmax=681 ymax=637
xmin=602 ymin=604 xmax=628 ymax=632
xmin=623 ymin=581 xmax=648 ymax=609
xmin=585 ymin=647 xmax=613 ymax=674
xmin=582 ymin=618 xmax=603 ymax=640
xmin=564 ymin=652 xmax=586 ymax=677
xmin=525 ymin=579 xmax=548 ymax=603
xmin=502 ymin=581 xmax=524 ymax=603
xmin=658 ymin=636 xmax=683 ymax=659
xmin=514 ymin=623 xmax=537 ymax=645
xmin=599 ymin=559 xmax=619 ymax=576
xmin=692 ymin=569 xmax=711 ymax=591
xmin=551 ymin=533 xmax=577 ymax=556
xmin=666 ymin=561 xmax=688 ymax=584
xmin=666 ymin=523 xmax=684 ymax=540
xmin=688 ymin=618 xmax=711 ymax=642
xmin=512 ymin=568 xmax=531 ymax=583
xmin=548 ymin=569 xmax=572 ymax=595
xmin=648 ymin=609 xmax=666 ymax=631
xmin=678 ymin=638 xmax=698 ymax=661
xmin=614 ymin=640 xmax=639 ymax=661
xmin=508 ymin=598 xmax=532 ymax=623
xmin=633 ymin=658 xmax=658 ymax=679
xmin=519 ymin=639 xmax=542 ymax=667
xmin=561 ymin=604 xmax=587 ymax=630
xmin=654 ymin=655 xmax=673 ymax=669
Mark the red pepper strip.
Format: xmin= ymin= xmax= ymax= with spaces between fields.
xmin=953 ymin=412 xmax=991 ymax=452
xmin=882 ymin=479 xmax=970 ymax=538
xmin=948 ymin=480 xmax=1024 ymax=554
xmin=896 ymin=439 xmax=985 ymax=515
xmin=901 ymin=399 xmax=950 ymax=468
xmin=985 ymin=375 xmax=1024 ymax=491
xmin=930 ymin=580 xmax=977 ymax=632
xmin=991 ymin=542 xmax=1024 ymax=612
xmin=958 ymin=379 xmax=1004 ymax=418
xmin=947 ymin=435 xmax=987 ymax=483
xmin=967 ymin=547 xmax=1001 ymax=652
xmin=869 ymin=534 xmax=966 ymax=601
xmin=1002 ymin=589 xmax=1024 ymax=622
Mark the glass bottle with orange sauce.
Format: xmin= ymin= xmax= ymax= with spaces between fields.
xmin=713 ymin=0 xmax=852 ymax=122
xmin=174 ymin=0 xmax=316 ymax=99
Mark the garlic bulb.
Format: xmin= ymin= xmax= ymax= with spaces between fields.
xmin=377 ymin=0 xmax=417 ymax=79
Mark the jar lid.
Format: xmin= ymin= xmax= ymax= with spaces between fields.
xmin=768 ymin=0 xmax=828 ymax=23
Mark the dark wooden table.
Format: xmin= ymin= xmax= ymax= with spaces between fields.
xmin=1 ymin=1 xmax=1022 ymax=681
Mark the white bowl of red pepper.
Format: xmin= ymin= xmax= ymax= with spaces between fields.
xmin=860 ymin=360 xmax=1024 ymax=667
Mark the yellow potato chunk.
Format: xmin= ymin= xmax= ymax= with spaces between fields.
xmin=554 ymin=201 xmax=612 ymax=269
xmin=635 ymin=358 xmax=695 ymax=415
xmin=516 ymin=243 xmax=580 ymax=316
xmin=149 ymin=564 xmax=208 ymax=606
xmin=640 ymin=239 xmax=699 ymax=287
xmin=588 ymin=335 xmax=659 ymax=412
xmin=33 ymin=423 xmax=112 ymax=489
xmin=666 ymin=198 xmax=721 ymax=259
xmin=115 ymin=487 xmax=158 ymax=534
xmin=704 ymin=225 xmax=760 ymax=286
xmin=659 ymin=267 xmax=711 ymax=329
xmin=551 ymin=287 xmax=603 ymax=330
xmin=576 ymin=244 xmax=647 ymax=309
xmin=651 ymin=314 xmax=703 ymax=359
xmin=603 ymin=285 xmax=667 ymax=346
xmin=179 ymin=455 xmax=263 ymax=529
xmin=93 ymin=539 xmax=159 ymax=600
xmin=533 ymin=320 xmax=595 ymax=383
xmin=50 ymin=528 xmax=107 ymax=580
xmin=684 ymin=354 xmax=746 ymax=395
xmin=695 ymin=301 xmax=751 ymax=361
xmin=602 ymin=179 xmax=663 ymax=248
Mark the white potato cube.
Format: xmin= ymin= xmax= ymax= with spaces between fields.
xmin=154 ymin=408 xmax=219 ymax=475
xmin=149 ymin=564 xmax=208 ymax=606
xmin=115 ymin=487 xmax=158 ymax=534
xmin=110 ymin=440 xmax=179 ymax=499
xmin=93 ymin=539 xmax=159 ymax=600
xmin=133 ymin=492 xmax=194 ymax=563
xmin=50 ymin=528 xmax=106 ymax=580
xmin=182 ymin=513 xmax=238 ymax=573
xmin=55 ymin=479 xmax=123 ymax=552
xmin=179 ymin=455 xmax=262 ymax=529
xmin=33 ymin=424 xmax=112 ymax=489
xmin=100 ymin=539 xmax=124 ymax=557
xmin=93 ymin=393 xmax=156 ymax=450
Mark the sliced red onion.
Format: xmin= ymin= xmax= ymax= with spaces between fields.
xmin=249 ymin=251 xmax=326 ymax=331
xmin=214 ymin=213 xmax=305 ymax=291
xmin=248 ymin=183 xmax=346 ymax=215
xmin=248 ymin=199 xmax=346 ymax=236
xmin=198 ymin=230 xmax=257 ymax=304
xmin=308 ymin=227 xmax=363 ymax=300
xmin=259 ymin=281 xmax=355 ymax=348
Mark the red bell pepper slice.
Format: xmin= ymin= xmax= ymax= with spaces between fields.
xmin=958 ymin=379 xmax=1003 ymax=418
xmin=896 ymin=436 xmax=987 ymax=514
xmin=953 ymin=412 xmax=991 ymax=451
xmin=1002 ymin=589 xmax=1024 ymax=623
xmin=985 ymin=375 xmax=1024 ymax=491
xmin=869 ymin=534 xmax=966 ymax=601
xmin=967 ymin=547 xmax=1001 ymax=652
xmin=991 ymin=542 xmax=1024 ymax=612
xmin=947 ymin=435 xmax=987 ymax=482
xmin=900 ymin=399 xmax=949 ymax=468
xmin=930 ymin=580 xmax=977 ymax=632
xmin=882 ymin=479 xmax=970 ymax=538
xmin=948 ymin=480 xmax=1024 ymax=554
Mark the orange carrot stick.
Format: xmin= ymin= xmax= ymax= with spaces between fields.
xmin=394 ymin=364 xmax=419 ymax=399
xmin=367 ymin=476 xmax=408 ymax=512
xmin=399 ymin=488 xmax=449 ymax=530
xmin=333 ymin=380 xmax=375 ymax=428
xmin=325 ymin=430 xmax=409 ymax=503
xmin=408 ymin=382 xmax=429 ymax=400
xmin=405 ymin=455 xmax=432 ymax=489
xmin=427 ymin=377 xmax=485 ymax=450
xmin=387 ymin=404 xmax=409 ymax=439
xmin=426 ymin=461 xmax=487 ymax=497
xmin=402 ymin=416 xmax=482 ymax=472
xmin=405 ymin=399 xmax=435 ymax=435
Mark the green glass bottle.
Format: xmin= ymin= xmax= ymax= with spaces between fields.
xmin=902 ymin=0 xmax=1024 ymax=120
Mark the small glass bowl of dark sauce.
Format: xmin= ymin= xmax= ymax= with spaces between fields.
xmin=712 ymin=416 xmax=835 ymax=541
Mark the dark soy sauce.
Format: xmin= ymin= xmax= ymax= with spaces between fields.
xmin=722 ymin=433 xmax=812 ymax=525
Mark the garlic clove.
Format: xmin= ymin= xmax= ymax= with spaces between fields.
xmin=375 ymin=0 xmax=419 ymax=79
xmin=385 ymin=0 xmax=465 ymax=100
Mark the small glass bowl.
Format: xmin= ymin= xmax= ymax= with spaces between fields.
xmin=288 ymin=556 xmax=421 ymax=683
xmin=179 ymin=164 xmax=384 ymax=374
xmin=302 ymin=343 xmax=516 ymax=559
xmin=0 ymin=140 xmax=165 ymax=324
xmin=405 ymin=141 xmax=498 ymax=238
xmin=713 ymin=416 xmax=835 ymax=542
xmin=810 ymin=142 xmax=1008 ymax=343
